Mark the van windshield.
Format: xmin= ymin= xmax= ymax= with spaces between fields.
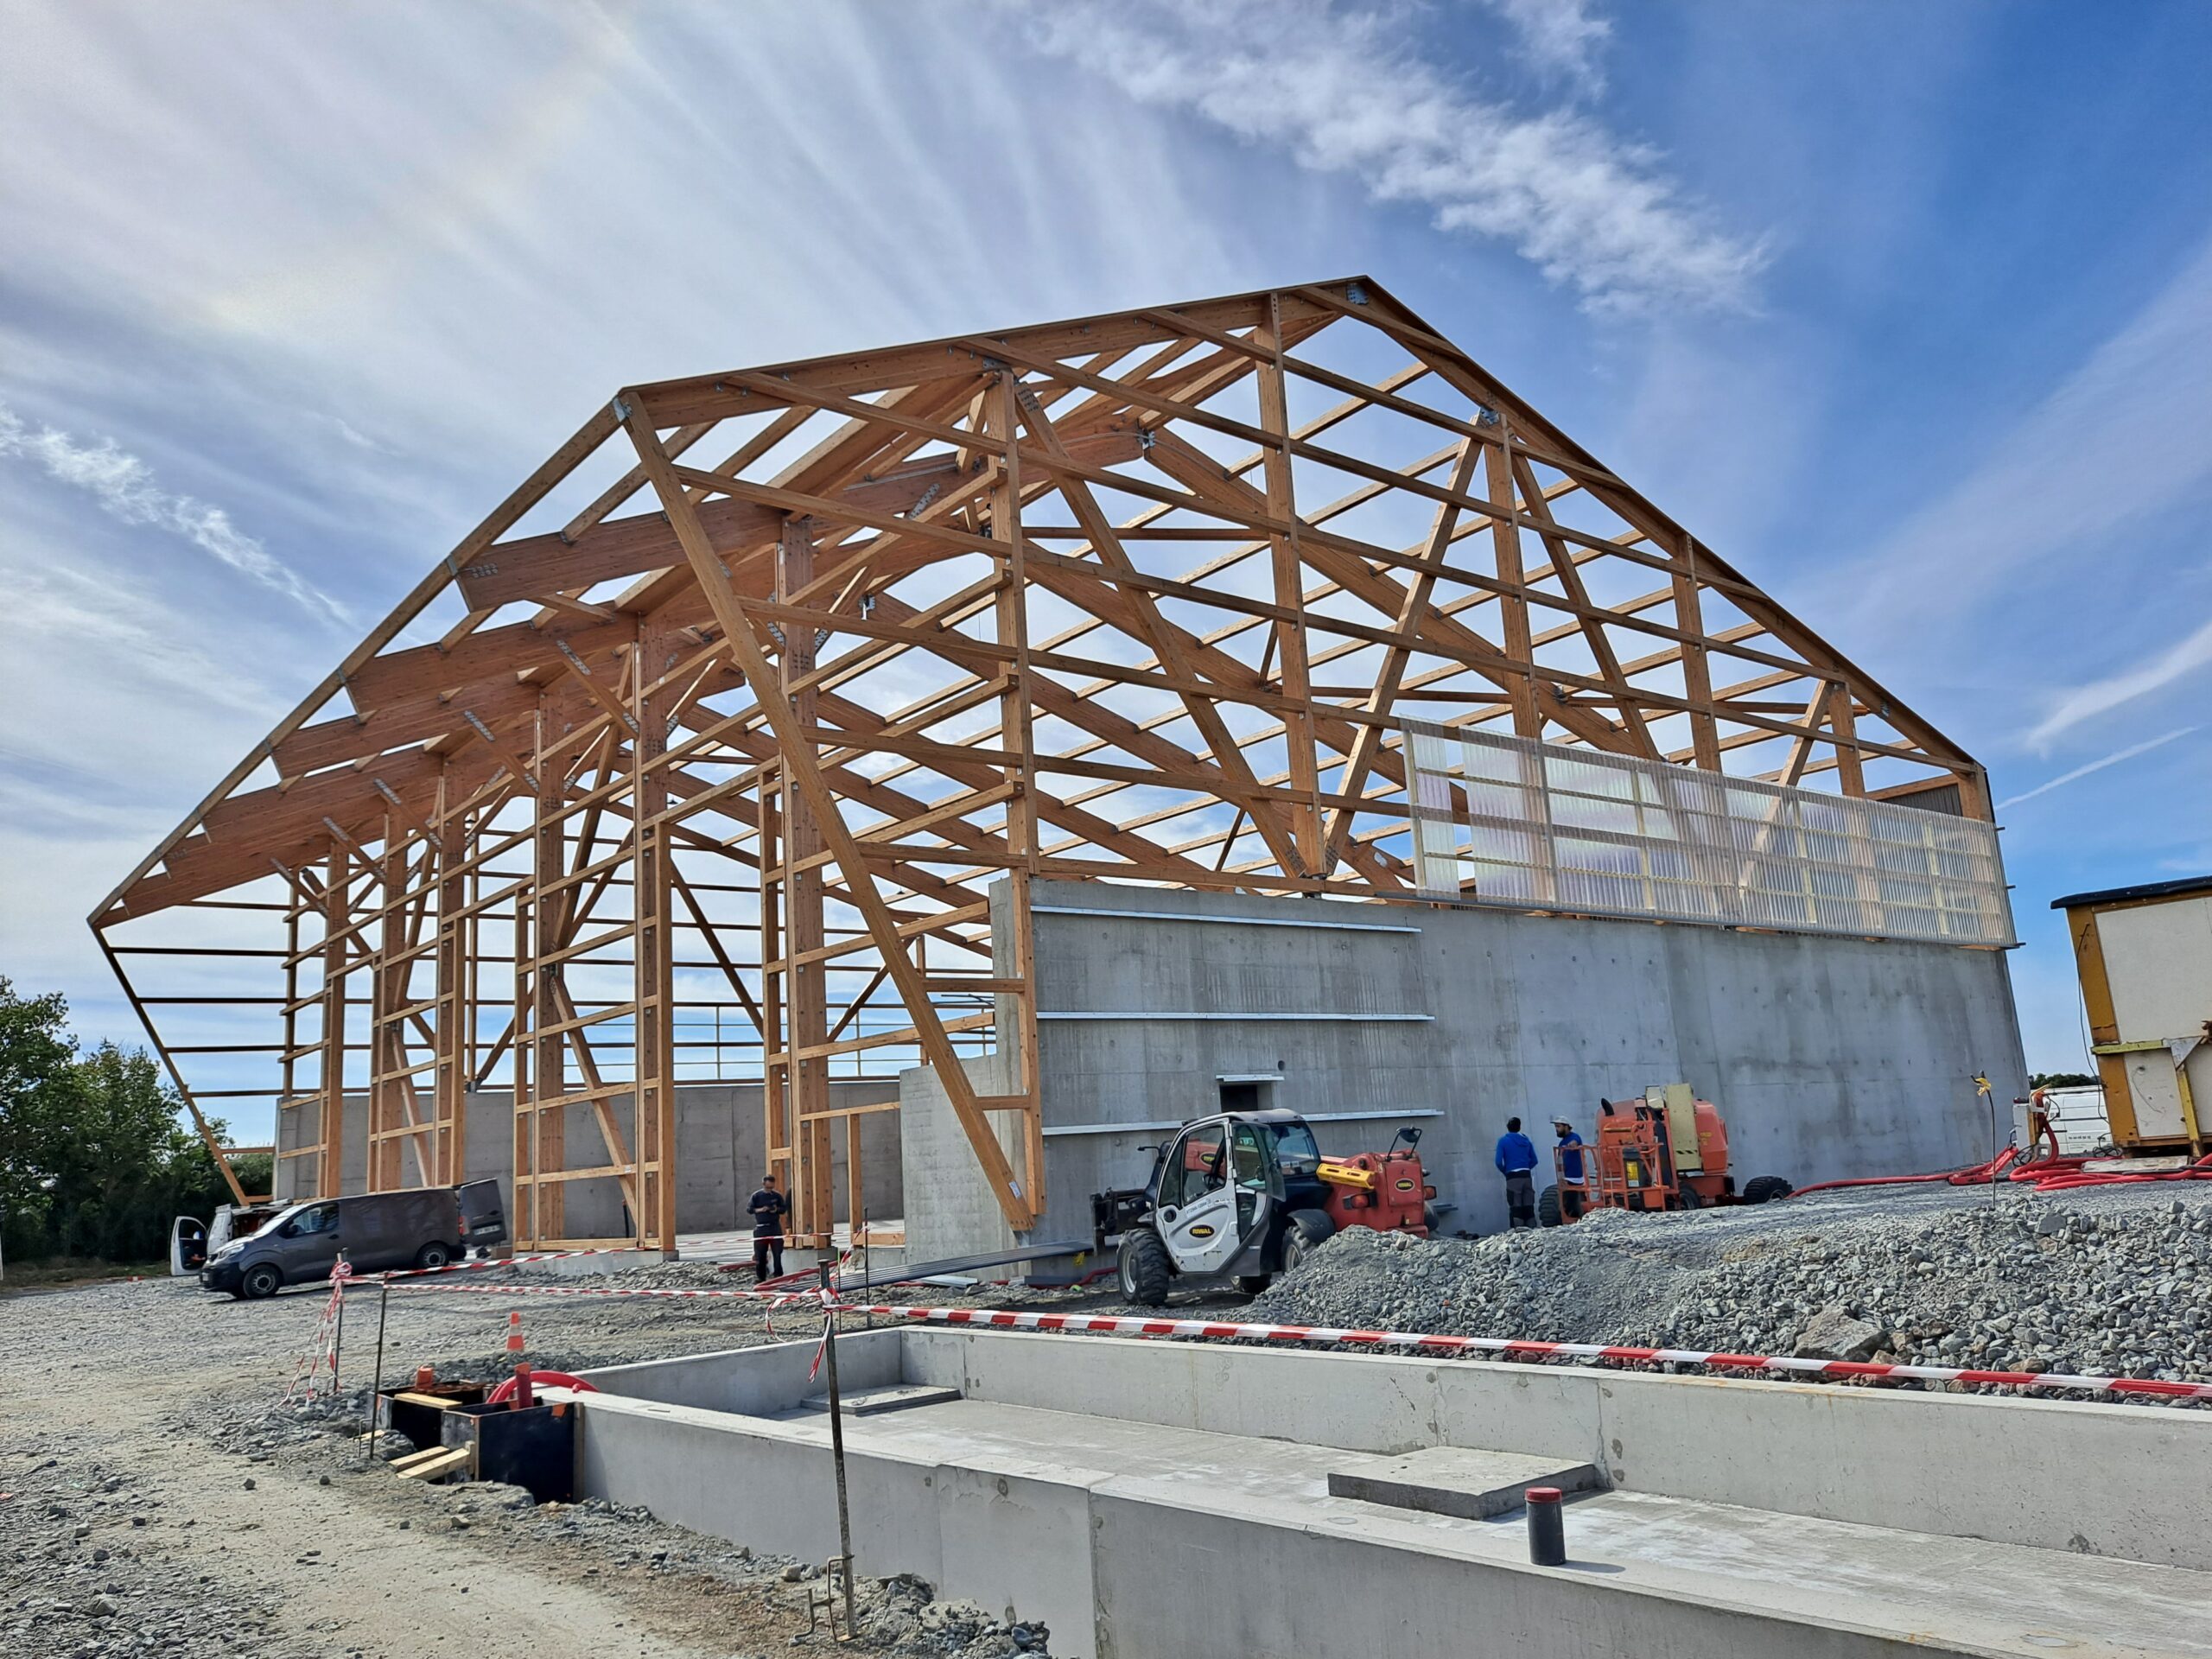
xmin=249 ymin=1205 xmax=304 ymax=1240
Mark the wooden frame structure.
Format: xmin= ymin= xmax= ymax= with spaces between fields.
xmin=90 ymin=277 xmax=1992 ymax=1247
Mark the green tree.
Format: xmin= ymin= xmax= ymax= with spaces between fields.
xmin=49 ymin=1041 xmax=200 ymax=1260
xmin=0 ymin=976 xmax=78 ymax=1259
xmin=1 ymin=979 xmax=252 ymax=1263
xmin=2030 ymin=1071 xmax=2099 ymax=1090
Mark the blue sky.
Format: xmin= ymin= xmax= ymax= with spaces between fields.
xmin=2 ymin=0 xmax=2208 ymax=1086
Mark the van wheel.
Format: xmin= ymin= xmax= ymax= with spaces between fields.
xmin=1117 ymin=1228 xmax=1172 ymax=1306
xmin=241 ymin=1262 xmax=283 ymax=1300
xmin=413 ymin=1241 xmax=454 ymax=1270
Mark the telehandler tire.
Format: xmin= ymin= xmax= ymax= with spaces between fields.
xmin=1279 ymin=1208 xmax=1336 ymax=1274
xmin=1235 ymin=1275 xmax=1273 ymax=1295
xmin=1741 ymin=1175 xmax=1794 ymax=1205
xmin=1117 ymin=1226 xmax=1173 ymax=1306
xmin=1536 ymin=1185 xmax=1562 ymax=1227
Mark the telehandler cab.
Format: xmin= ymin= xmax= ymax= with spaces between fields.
xmin=1090 ymin=1109 xmax=1435 ymax=1306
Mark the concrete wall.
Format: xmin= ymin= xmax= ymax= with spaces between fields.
xmin=571 ymin=1328 xmax=2212 ymax=1658
xmin=273 ymin=1080 xmax=902 ymax=1238
xmin=899 ymin=1326 xmax=2212 ymax=1573
xmin=903 ymin=879 xmax=2028 ymax=1253
xmin=897 ymin=1052 xmax=1021 ymax=1266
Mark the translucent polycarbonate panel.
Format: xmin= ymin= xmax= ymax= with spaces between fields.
xmin=1403 ymin=723 xmax=2013 ymax=947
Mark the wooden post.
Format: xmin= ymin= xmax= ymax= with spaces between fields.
xmin=434 ymin=785 xmax=467 ymax=1189
xmin=844 ymin=1114 xmax=866 ymax=1246
xmin=280 ymin=869 xmax=302 ymax=1188
xmin=760 ymin=782 xmax=790 ymax=1211
xmin=372 ymin=823 xmax=407 ymax=1194
xmin=632 ymin=615 xmax=677 ymax=1250
xmin=319 ymin=848 xmax=350 ymax=1199
xmin=528 ymin=709 xmax=567 ymax=1245
xmin=778 ymin=516 xmax=835 ymax=1244
xmin=989 ymin=377 xmax=1046 ymax=1212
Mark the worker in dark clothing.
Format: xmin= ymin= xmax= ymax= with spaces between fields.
xmin=1552 ymin=1116 xmax=1586 ymax=1220
xmin=1495 ymin=1116 xmax=1539 ymax=1230
xmin=748 ymin=1172 xmax=791 ymax=1283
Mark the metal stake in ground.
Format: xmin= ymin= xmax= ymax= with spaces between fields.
xmin=365 ymin=1279 xmax=391 ymax=1469
xmin=818 ymin=1261 xmax=858 ymax=1643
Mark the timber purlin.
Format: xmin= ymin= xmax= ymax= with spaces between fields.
xmin=90 ymin=277 xmax=1990 ymax=1239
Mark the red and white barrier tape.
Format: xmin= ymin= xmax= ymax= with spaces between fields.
xmin=849 ymin=1304 xmax=2212 ymax=1402
xmin=377 ymin=1279 xmax=840 ymax=1311
xmin=359 ymin=1276 xmax=2212 ymax=1403
xmin=283 ymin=1260 xmax=354 ymax=1403
xmin=367 ymin=1247 xmax=635 ymax=1283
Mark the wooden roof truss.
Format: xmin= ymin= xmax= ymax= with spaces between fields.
xmin=89 ymin=278 xmax=1989 ymax=1243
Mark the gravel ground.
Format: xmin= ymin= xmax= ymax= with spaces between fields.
xmin=0 ymin=1268 xmax=1056 ymax=1658
xmin=1250 ymin=1179 xmax=2212 ymax=1390
xmin=8 ymin=1179 xmax=2205 ymax=1657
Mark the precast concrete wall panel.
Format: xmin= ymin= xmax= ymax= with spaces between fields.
xmin=904 ymin=879 xmax=2027 ymax=1252
xmin=273 ymin=1080 xmax=902 ymax=1237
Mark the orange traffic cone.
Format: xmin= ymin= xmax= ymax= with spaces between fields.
xmin=505 ymin=1310 xmax=524 ymax=1356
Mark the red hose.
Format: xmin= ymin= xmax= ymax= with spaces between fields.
xmin=2012 ymin=1152 xmax=2212 ymax=1193
xmin=1787 ymin=1121 xmax=2078 ymax=1199
xmin=1789 ymin=1145 xmax=2024 ymax=1198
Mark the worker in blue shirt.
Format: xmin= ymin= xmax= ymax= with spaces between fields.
xmin=1552 ymin=1116 xmax=1586 ymax=1220
xmin=1494 ymin=1116 xmax=1539 ymax=1230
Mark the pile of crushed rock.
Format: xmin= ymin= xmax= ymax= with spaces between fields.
xmin=1250 ymin=1187 xmax=2212 ymax=1387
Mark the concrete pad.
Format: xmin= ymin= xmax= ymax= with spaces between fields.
xmin=798 ymin=1383 xmax=962 ymax=1417
xmin=1328 ymin=1446 xmax=1604 ymax=1520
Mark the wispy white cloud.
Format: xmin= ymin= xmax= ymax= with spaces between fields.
xmin=2029 ymin=616 xmax=2212 ymax=747
xmin=0 ymin=402 xmax=348 ymax=626
xmin=1020 ymin=0 xmax=1765 ymax=315
xmin=1997 ymin=725 xmax=2198 ymax=810
xmin=1481 ymin=0 xmax=1612 ymax=91
xmin=1834 ymin=229 xmax=2212 ymax=633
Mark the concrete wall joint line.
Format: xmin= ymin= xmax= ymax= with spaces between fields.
xmin=1045 ymin=1108 xmax=1446 ymax=1138
xmin=1031 ymin=902 xmax=1421 ymax=934
xmin=1035 ymin=1010 xmax=1435 ymax=1022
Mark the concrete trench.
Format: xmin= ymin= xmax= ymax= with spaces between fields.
xmin=559 ymin=1326 xmax=2212 ymax=1658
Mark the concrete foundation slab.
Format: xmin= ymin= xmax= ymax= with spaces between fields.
xmin=1327 ymin=1446 xmax=1605 ymax=1520
xmin=568 ymin=1327 xmax=2209 ymax=1658
xmin=797 ymin=1383 xmax=962 ymax=1418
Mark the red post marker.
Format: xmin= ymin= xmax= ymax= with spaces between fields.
xmin=1526 ymin=1487 xmax=1566 ymax=1566
xmin=512 ymin=1363 xmax=534 ymax=1410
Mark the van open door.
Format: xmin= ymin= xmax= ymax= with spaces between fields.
xmin=170 ymin=1216 xmax=208 ymax=1275
xmin=457 ymin=1179 xmax=508 ymax=1252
